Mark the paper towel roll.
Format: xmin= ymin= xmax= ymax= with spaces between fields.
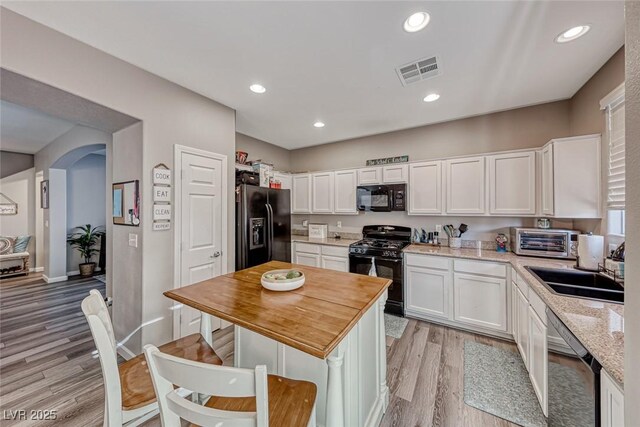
xmin=577 ymin=234 xmax=604 ymax=271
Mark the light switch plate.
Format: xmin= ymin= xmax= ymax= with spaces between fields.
xmin=128 ymin=233 xmax=138 ymax=248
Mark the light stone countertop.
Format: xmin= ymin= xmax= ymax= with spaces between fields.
xmin=403 ymin=245 xmax=625 ymax=386
xmin=292 ymin=236 xmax=358 ymax=247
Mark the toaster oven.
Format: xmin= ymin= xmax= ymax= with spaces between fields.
xmin=510 ymin=228 xmax=579 ymax=259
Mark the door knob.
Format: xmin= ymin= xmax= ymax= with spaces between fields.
xmin=212 ymin=251 xmax=221 ymax=258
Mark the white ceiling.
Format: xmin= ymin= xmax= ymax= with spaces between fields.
xmin=3 ymin=1 xmax=625 ymax=150
xmin=0 ymin=100 xmax=76 ymax=154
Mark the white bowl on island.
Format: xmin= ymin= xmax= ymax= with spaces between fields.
xmin=261 ymin=269 xmax=305 ymax=291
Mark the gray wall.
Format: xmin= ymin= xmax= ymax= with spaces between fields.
xmin=0 ymin=151 xmax=34 ymax=178
xmin=236 ymin=132 xmax=291 ymax=171
xmin=66 ymin=153 xmax=106 ymax=272
xmin=34 ymin=125 xmax=111 ymax=281
xmin=0 ymin=9 xmax=236 ymax=348
xmin=112 ymin=122 xmax=143 ymax=355
xmin=625 ymin=1 xmax=639 ymax=421
xmin=289 ymin=101 xmax=571 ymax=172
xmin=570 ymin=47 xmax=625 ymax=136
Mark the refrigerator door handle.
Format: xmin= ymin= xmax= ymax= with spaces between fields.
xmin=266 ymin=203 xmax=274 ymax=261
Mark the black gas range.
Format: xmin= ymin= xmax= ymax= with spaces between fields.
xmin=349 ymin=225 xmax=412 ymax=316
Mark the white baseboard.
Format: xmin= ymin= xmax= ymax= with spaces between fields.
xmin=29 ymin=267 xmax=44 ymax=273
xmin=117 ymin=344 xmax=136 ymax=360
xmin=67 ymin=268 xmax=103 ymax=276
xmin=43 ymin=274 xmax=68 ymax=284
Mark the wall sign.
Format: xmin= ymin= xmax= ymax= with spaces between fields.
xmin=152 ymin=163 xmax=171 ymax=231
xmin=153 ymin=186 xmax=171 ymax=202
xmin=0 ymin=193 xmax=17 ymax=215
xmin=366 ymin=155 xmax=409 ymax=166
xmin=153 ymin=204 xmax=172 ymax=220
xmin=153 ymin=222 xmax=171 ymax=231
xmin=153 ymin=166 xmax=172 ymax=185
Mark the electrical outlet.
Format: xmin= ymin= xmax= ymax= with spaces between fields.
xmin=435 ymin=224 xmax=442 ymax=233
xmin=302 ymin=220 xmax=308 ymax=227
xmin=128 ymin=233 xmax=138 ymax=248
xmin=337 ymin=221 xmax=342 ymax=229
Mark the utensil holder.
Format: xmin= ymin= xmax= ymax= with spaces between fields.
xmin=449 ymin=237 xmax=462 ymax=248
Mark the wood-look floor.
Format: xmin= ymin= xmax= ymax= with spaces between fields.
xmin=0 ymin=274 xmax=559 ymax=426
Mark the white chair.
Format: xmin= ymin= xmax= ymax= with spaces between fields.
xmin=144 ymin=344 xmax=317 ymax=427
xmin=82 ymin=289 xmax=222 ymax=426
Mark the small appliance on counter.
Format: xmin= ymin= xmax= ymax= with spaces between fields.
xmin=576 ymin=233 xmax=604 ymax=271
xmin=510 ymin=227 xmax=579 ymax=259
xmin=308 ymin=223 xmax=328 ymax=239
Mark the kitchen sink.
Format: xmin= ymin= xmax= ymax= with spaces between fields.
xmin=525 ymin=266 xmax=624 ymax=304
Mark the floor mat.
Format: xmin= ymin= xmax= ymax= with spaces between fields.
xmin=384 ymin=314 xmax=408 ymax=339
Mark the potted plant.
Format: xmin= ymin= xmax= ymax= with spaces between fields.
xmin=67 ymin=224 xmax=104 ymax=277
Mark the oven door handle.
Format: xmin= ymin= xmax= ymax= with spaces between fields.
xmin=349 ymin=254 xmax=403 ymax=263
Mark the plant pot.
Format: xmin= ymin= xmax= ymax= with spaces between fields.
xmin=79 ymin=262 xmax=96 ymax=277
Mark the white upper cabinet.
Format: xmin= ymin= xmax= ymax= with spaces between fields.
xmin=541 ymin=144 xmax=554 ymax=216
xmin=334 ymin=169 xmax=357 ymax=214
xmin=488 ymin=151 xmax=536 ymax=215
xmin=408 ymin=161 xmax=442 ymax=215
xmin=445 ymin=156 xmax=486 ymax=214
xmin=382 ymin=164 xmax=408 ymax=183
xmin=357 ymin=167 xmax=382 ymax=185
xmin=311 ymin=172 xmax=334 ymax=213
xmin=292 ymin=173 xmax=312 ymax=214
xmin=541 ymin=135 xmax=601 ymax=218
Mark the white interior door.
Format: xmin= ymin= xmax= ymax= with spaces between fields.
xmin=179 ymin=151 xmax=224 ymax=337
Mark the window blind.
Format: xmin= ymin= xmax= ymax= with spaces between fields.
xmin=607 ymin=100 xmax=625 ymax=209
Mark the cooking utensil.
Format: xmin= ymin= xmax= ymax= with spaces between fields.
xmin=459 ymin=223 xmax=468 ymax=236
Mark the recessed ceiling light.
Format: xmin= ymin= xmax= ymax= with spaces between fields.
xmin=249 ymin=84 xmax=266 ymax=94
xmin=403 ymin=12 xmax=430 ymax=33
xmin=313 ymin=121 xmax=325 ymax=128
xmin=423 ymin=93 xmax=440 ymax=103
xmin=555 ymin=25 xmax=591 ymax=43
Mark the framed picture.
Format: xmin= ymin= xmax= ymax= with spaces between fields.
xmin=41 ymin=180 xmax=49 ymax=209
xmin=113 ymin=180 xmax=140 ymax=226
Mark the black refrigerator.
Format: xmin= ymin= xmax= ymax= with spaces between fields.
xmin=236 ymin=184 xmax=291 ymax=270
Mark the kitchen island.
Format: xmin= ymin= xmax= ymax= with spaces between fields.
xmin=164 ymin=261 xmax=392 ymax=427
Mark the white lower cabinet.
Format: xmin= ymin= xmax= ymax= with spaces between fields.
xmin=405 ymin=254 xmax=509 ymax=337
xmin=453 ymin=273 xmax=507 ymax=332
xmin=293 ymin=242 xmax=348 ymax=271
xmin=528 ymin=306 xmax=548 ymax=416
xmin=516 ymin=286 xmax=530 ymax=369
xmin=321 ymin=255 xmax=349 ymax=272
xmin=601 ymin=369 xmax=625 ymax=427
xmin=406 ymin=266 xmax=450 ymax=319
xmin=294 ymin=252 xmax=320 ymax=267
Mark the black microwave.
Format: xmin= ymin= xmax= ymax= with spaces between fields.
xmin=356 ymin=184 xmax=406 ymax=212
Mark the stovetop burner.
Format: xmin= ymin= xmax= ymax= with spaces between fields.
xmin=352 ymin=239 xmax=409 ymax=250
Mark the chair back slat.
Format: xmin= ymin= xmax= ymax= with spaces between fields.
xmin=152 ymin=351 xmax=258 ymax=397
xmin=81 ymin=290 xmax=122 ymax=426
xmin=144 ymin=345 xmax=269 ymax=427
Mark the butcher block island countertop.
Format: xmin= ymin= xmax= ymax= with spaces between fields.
xmin=164 ymin=260 xmax=392 ymax=359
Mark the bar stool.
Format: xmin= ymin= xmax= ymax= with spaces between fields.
xmin=144 ymin=344 xmax=317 ymax=427
xmin=82 ymin=289 xmax=222 ymax=426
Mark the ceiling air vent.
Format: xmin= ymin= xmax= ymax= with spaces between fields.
xmin=395 ymin=56 xmax=440 ymax=86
